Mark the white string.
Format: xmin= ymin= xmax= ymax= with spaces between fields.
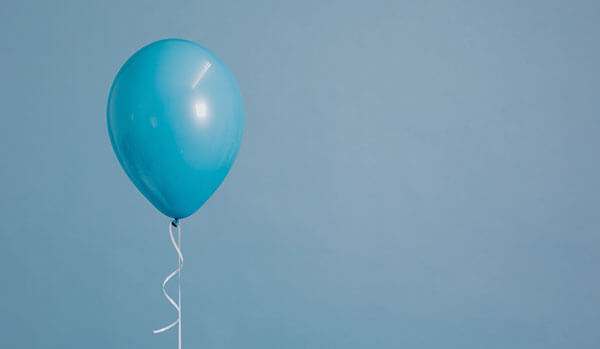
xmin=177 ymin=220 xmax=182 ymax=349
xmin=153 ymin=219 xmax=183 ymax=349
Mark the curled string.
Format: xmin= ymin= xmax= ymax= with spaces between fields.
xmin=153 ymin=219 xmax=183 ymax=349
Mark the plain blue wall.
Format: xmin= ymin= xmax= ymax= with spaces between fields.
xmin=1 ymin=1 xmax=599 ymax=348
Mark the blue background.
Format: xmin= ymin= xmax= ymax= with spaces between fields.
xmin=1 ymin=1 xmax=599 ymax=348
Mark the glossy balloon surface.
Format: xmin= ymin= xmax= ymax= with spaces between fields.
xmin=107 ymin=39 xmax=244 ymax=218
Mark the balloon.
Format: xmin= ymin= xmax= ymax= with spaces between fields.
xmin=107 ymin=39 xmax=244 ymax=218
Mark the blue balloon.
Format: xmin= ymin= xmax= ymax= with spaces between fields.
xmin=107 ymin=39 xmax=244 ymax=218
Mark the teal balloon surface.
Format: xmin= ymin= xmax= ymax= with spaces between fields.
xmin=107 ymin=39 xmax=244 ymax=218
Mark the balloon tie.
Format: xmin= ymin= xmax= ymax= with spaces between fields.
xmin=153 ymin=218 xmax=183 ymax=349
